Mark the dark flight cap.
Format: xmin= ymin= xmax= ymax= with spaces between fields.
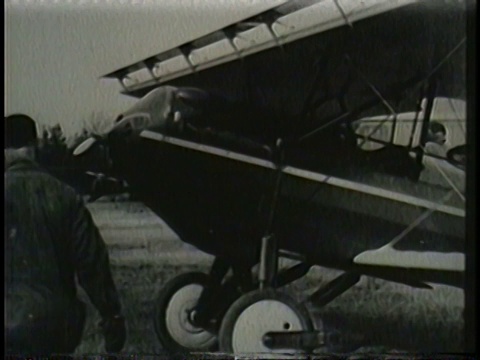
xmin=4 ymin=114 xmax=38 ymax=149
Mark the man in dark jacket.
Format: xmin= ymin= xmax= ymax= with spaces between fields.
xmin=4 ymin=114 xmax=126 ymax=355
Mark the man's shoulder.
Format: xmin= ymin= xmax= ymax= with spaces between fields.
xmin=41 ymin=171 xmax=80 ymax=198
xmin=6 ymin=166 xmax=80 ymax=199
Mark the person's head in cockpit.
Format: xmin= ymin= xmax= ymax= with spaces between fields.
xmin=426 ymin=121 xmax=447 ymax=146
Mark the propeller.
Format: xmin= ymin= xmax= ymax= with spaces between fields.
xmin=85 ymin=171 xmax=118 ymax=182
xmin=173 ymin=110 xmax=182 ymax=123
xmin=73 ymin=89 xmax=203 ymax=157
xmin=175 ymin=87 xmax=210 ymax=105
xmin=73 ymin=136 xmax=99 ymax=156
xmin=72 ymin=112 xmax=148 ymax=156
xmin=446 ymin=144 xmax=466 ymax=170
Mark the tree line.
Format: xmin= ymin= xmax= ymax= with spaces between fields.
xmin=36 ymin=113 xmax=128 ymax=199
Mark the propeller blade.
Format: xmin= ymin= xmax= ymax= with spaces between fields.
xmin=446 ymin=144 xmax=466 ymax=170
xmin=173 ymin=110 xmax=182 ymax=123
xmin=73 ymin=137 xmax=97 ymax=156
xmin=176 ymin=87 xmax=210 ymax=104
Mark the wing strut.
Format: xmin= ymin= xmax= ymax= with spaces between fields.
xmin=415 ymin=77 xmax=438 ymax=168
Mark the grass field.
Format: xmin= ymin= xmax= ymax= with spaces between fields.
xmin=73 ymin=201 xmax=465 ymax=356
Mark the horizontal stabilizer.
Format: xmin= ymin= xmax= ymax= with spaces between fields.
xmin=353 ymin=246 xmax=464 ymax=271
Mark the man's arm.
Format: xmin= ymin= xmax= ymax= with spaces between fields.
xmin=69 ymin=195 xmax=122 ymax=319
xmin=69 ymin=194 xmax=126 ymax=352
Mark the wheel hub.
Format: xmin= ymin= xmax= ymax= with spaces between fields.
xmin=165 ymin=283 xmax=217 ymax=349
xmin=231 ymin=299 xmax=306 ymax=354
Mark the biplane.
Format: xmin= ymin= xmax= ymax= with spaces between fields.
xmin=74 ymin=0 xmax=468 ymax=355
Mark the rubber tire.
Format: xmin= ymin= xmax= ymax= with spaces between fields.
xmin=218 ymin=289 xmax=314 ymax=355
xmin=153 ymin=272 xmax=218 ymax=354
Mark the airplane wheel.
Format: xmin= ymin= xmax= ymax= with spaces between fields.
xmin=218 ymin=289 xmax=313 ymax=355
xmin=154 ymin=272 xmax=218 ymax=354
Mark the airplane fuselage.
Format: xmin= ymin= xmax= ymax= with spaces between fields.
xmin=104 ymin=125 xmax=464 ymax=288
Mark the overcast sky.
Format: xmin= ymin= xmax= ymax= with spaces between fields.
xmin=4 ymin=0 xmax=283 ymax=139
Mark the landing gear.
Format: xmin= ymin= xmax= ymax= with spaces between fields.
xmin=153 ymin=256 xmax=362 ymax=355
xmin=215 ymin=271 xmax=363 ymax=355
xmin=218 ymin=289 xmax=314 ymax=355
xmin=215 ymin=235 xmax=316 ymax=355
xmin=153 ymin=258 xmax=251 ymax=354
xmin=153 ymin=272 xmax=218 ymax=354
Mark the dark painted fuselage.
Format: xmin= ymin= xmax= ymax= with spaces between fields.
xmin=106 ymin=127 xmax=464 ymax=279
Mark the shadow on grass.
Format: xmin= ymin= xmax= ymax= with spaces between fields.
xmin=308 ymin=280 xmax=464 ymax=353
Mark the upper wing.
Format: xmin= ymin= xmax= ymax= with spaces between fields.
xmin=102 ymin=0 xmax=424 ymax=97
xmin=101 ymin=0 xmax=466 ymax=137
xmin=101 ymin=0 xmax=290 ymax=93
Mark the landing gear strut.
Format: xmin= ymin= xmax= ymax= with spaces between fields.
xmin=153 ymin=257 xmax=252 ymax=354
